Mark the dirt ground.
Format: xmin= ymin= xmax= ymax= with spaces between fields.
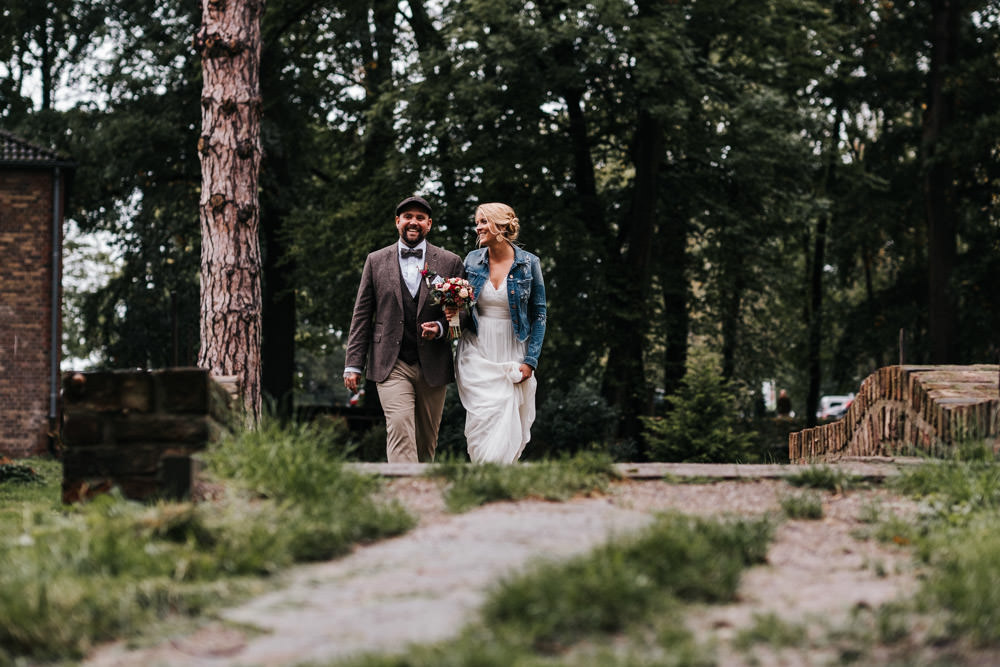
xmin=385 ymin=476 xmax=925 ymax=662
xmin=86 ymin=473 xmax=929 ymax=667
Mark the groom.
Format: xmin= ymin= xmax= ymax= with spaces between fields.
xmin=343 ymin=196 xmax=465 ymax=462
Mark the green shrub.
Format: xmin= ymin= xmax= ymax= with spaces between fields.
xmin=530 ymin=383 xmax=620 ymax=459
xmin=746 ymin=416 xmax=805 ymax=463
xmin=434 ymin=384 xmax=468 ymax=460
xmin=642 ymin=355 xmax=757 ymax=463
xmin=0 ymin=462 xmax=44 ymax=485
xmin=344 ymin=422 xmax=389 ymax=462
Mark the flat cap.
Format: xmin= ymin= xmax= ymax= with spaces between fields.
xmin=395 ymin=195 xmax=432 ymax=216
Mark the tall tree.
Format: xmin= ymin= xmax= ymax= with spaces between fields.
xmin=0 ymin=0 xmax=108 ymax=114
xmin=195 ymin=0 xmax=265 ymax=419
xmin=922 ymin=0 xmax=961 ymax=363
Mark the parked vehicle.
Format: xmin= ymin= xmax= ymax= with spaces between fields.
xmin=817 ymin=394 xmax=854 ymax=420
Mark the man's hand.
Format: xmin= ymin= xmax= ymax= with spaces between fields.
xmin=420 ymin=322 xmax=440 ymax=339
xmin=344 ymin=372 xmax=362 ymax=393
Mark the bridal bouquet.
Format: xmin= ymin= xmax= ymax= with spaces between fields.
xmin=429 ymin=277 xmax=476 ymax=340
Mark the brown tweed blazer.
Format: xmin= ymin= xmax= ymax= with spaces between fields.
xmin=344 ymin=242 xmax=465 ymax=386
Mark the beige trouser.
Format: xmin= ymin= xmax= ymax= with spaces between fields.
xmin=377 ymin=360 xmax=447 ymax=462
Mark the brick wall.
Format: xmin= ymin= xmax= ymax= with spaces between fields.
xmin=0 ymin=168 xmax=62 ymax=457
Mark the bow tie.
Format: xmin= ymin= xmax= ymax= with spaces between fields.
xmin=400 ymin=247 xmax=423 ymax=259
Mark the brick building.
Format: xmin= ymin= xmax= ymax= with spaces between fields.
xmin=0 ymin=130 xmax=74 ymax=458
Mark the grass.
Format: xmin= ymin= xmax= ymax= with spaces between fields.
xmin=780 ymin=491 xmax=824 ymax=519
xmin=11 ymin=428 xmax=1000 ymax=664
xmin=0 ymin=458 xmax=59 ymax=507
xmin=0 ymin=416 xmax=414 ymax=663
xmin=333 ymin=512 xmax=773 ymax=666
xmin=884 ymin=447 xmax=1000 ymax=647
xmin=202 ymin=417 xmax=414 ymax=561
xmin=334 ymin=445 xmax=1000 ymax=666
xmin=733 ymin=612 xmax=807 ymax=650
xmin=426 ymin=450 xmax=619 ymax=512
xmin=482 ymin=512 xmax=772 ymax=649
xmin=785 ymin=465 xmax=863 ymax=493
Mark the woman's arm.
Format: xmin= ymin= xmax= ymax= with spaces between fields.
xmin=523 ymin=255 xmax=547 ymax=369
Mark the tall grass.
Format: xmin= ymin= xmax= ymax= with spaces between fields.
xmin=203 ymin=417 xmax=414 ymax=560
xmin=887 ymin=445 xmax=1000 ymax=647
xmin=0 ymin=417 xmax=414 ymax=663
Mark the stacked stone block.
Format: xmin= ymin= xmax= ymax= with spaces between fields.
xmin=61 ymin=368 xmax=233 ymax=502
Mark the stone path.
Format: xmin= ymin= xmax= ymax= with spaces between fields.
xmin=85 ymin=460 xmax=917 ymax=667
xmin=87 ymin=498 xmax=655 ymax=667
xmin=351 ymin=458 xmax=917 ymax=480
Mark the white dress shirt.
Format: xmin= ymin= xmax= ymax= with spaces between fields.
xmin=399 ymin=240 xmax=427 ymax=298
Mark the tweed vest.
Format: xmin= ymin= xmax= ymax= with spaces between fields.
xmin=398 ymin=273 xmax=419 ymax=365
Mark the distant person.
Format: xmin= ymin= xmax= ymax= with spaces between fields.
xmin=776 ymin=389 xmax=792 ymax=418
xmin=343 ymin=196 xmax=465 ymax=462
xmin=446 ymin=202 xmax=547 ymax=463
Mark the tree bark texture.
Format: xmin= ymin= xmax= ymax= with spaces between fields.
xmin=195 ymin=0 xmax=264 ymax=421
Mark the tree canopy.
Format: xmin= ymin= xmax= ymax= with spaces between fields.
xmin=4 ymin=0 xmax=998 ymax=435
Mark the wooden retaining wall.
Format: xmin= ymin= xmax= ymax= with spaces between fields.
xmin=789 ymin=365 xmax=1000 ymax=463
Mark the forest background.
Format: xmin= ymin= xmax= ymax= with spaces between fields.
xmin=2 ymin=0 xmax=998 ymax=456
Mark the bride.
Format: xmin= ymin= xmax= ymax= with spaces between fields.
xmin=447 ymin=202 xmax=547 ymax=463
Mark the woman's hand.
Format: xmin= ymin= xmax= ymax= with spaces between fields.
xmin=516 ymin=363 xmax=533 ymax=383
xmin=443 ymin=305 xmax=458 ymax=320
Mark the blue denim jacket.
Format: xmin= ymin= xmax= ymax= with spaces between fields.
xmin=464 ymin=246 xmax=547 ymax=369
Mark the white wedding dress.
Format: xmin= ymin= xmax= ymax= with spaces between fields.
xmin=455 ymin=279 xmax=537 ymax=463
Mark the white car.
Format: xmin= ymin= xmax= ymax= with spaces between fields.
xmin=817 ymin=394 xmax=854 ymax=420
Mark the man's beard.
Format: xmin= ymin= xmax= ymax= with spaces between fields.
xmin=400 ymin=226 xmax=425 ymax=246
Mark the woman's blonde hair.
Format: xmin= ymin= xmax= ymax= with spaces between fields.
xmin=476 ymin=202 xmax=520 ymax=244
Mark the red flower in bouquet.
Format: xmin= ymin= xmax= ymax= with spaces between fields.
xmin=429 ymin=277 xmax=475 ymax=339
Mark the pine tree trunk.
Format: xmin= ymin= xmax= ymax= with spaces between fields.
xmin=195 ymin=0 xmax=264 ymax=421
